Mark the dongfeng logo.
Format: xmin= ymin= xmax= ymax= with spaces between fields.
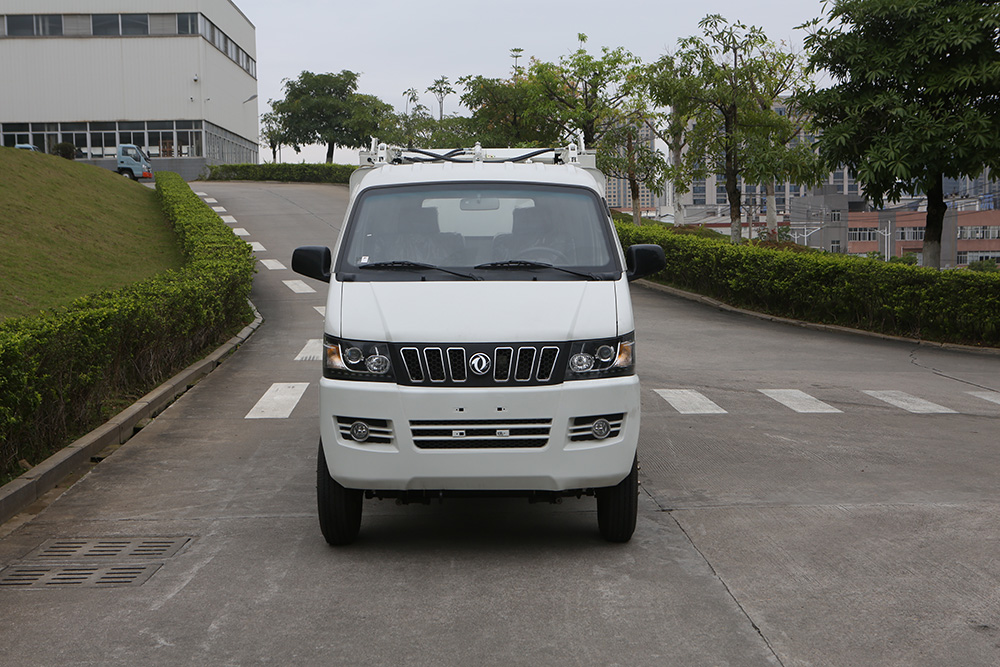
xmin=469 ymin=352 xmax=492 ymax=375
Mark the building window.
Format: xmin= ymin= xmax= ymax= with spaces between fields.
xmin=177 ymin=13 xmax=198 ymax=34
xmin=848 ymin=227 xmax=878 ymax=241
xmin=6 ymin=15 xmax=35 ymax=36
xmin=831 ymin=210 xmax=842 ymax=222
xmin=92 ymin=14 xmax=120 ymax=35
xmin=831 ymin=240 xmax=842 ymax=253
xmin=121 ymin=14 xmax=149 ymax=36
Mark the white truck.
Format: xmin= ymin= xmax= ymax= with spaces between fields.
xmin=292 ymin=141 xmax=665 ymax=545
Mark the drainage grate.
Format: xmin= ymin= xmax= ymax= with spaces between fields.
xmin=0 ymin=563 xmax=161 ymax=589
xmin=25 ymin=537 xmax=192 ymax=561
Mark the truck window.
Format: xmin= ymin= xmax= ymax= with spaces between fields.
xmin=338 ymin=183 xmax=619 ymax=278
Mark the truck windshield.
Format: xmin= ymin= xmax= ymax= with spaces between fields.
xmin=337 ymin=183 xmax=620 ymax=280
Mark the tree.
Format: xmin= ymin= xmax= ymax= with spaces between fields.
xmin=800 ymin=0 xmax=1000 ymax=268
xmin=528 ymin=34 xmax=638 ymax=147
xmin=459 ymin=73 xmax=561 ymax=147
xmin=426 ymin=76 xmax=454 ymax=121
xmin=650 ymin=16 xmax=822 ymax=243
xmin=259 ymin=109 xmax=285 ymax=163
xmin=271 ymin=70 xmax=360 ymax=163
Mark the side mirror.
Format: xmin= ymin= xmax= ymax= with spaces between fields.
xmin=625 ymin=244 xmax=665 ymax=282
xmin=292 ymin=246 xmax=332 ymax=283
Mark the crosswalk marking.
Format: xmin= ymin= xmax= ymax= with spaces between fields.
xmin=203 ymin=197 xmax=218 ymax=203
xmin=759 ymin=389 xmax=842 ymax=413
xmin=260 ymin=259 xmax=286 ymax=270
xmin=194 ymin=191 xmax=207 ymax=196
xmin=283 ymin=280 xmax=315 ymax=294
xmin=245 ymin=383 xmax=309 ymax=419
xmin=212 ymin=206 xmax=226 ymax=213
xmin=862 ymin=390 xmax=957 ymax=414
xmin=249 ymin=242 xmax=266 ymax=251
xmin=969 ymin=391 xmax=1000 ymax=406
xmin=233 ymin=227 xmax=249 ymax=236
xmin=654 ymin=389 xmax=727 ymax=414
xmin=220 ymin=215 xmax=237 ymax=223
xmin=295 ymin=339 xmax=323 ymax=361
xmin=314 ymin=306 xmax=326 ymax=317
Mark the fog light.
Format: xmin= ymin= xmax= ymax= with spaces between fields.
xmin=349 ymin=421 xmax=370 ymax=442
xmin=365 ymin=354 xmax=390 ymax=374
xmin=591 ymin=418 xmax=611 ymax=439
xmin=569 ymin=352 xmax=595 ymax=373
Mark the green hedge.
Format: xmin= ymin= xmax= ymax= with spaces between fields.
xmin=616 ymin=222 xmax=1000 ymax=347
xmin=207 ymin=162 xmax=356 ymax=183
xmin=0 ymin=172 xmax=255 ymax=480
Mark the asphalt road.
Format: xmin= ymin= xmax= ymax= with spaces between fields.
xmin=2 ymin=182 xmax=1000 ymax=666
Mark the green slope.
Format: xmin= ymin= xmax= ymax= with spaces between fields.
xmin=0 ymin=147 xmax=184 ymax=319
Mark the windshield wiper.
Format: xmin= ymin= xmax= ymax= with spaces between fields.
xmin=359 ymin=260 xmax=481 ymax=281
xmin=474 ymin=260 xmax=599 ymax=280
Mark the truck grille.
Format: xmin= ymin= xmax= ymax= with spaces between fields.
xmin=394 ymin=343 xmax=564 ymax=387
xmin=410 ymin=419 xmax=551 ymax=449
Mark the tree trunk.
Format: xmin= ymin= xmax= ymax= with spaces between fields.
xmin=671 ymin=140 xmax=685 ymax=226
xmin=627 ymin=134 xmax=642 ymax=225
xmin=924 ymin=172 xmax=945 ymax=269
xmin=765 ymin=180 xmax=778 ymax=240
xmin=724 ymin=108 xmax=741 ymax=244
xmin=325 ymin=143 xmax=335 ymax=164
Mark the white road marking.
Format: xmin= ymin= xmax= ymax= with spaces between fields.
xmin=260 ymin=259 xmax=286 ymax=270
xmin=862 ymin=390 xmax=957 ymax=414
xmin=249 ymin=242 xmax=266 ymax=251
xmin=212 ymin=206 xmax=226 ymax=212
xmin=314 ymin=306 xmax=326 ymax=317
xmin=245 ymin=383 xmax=309 ymax=419
xmin=654 ymin=389 xmax=727 ymax=414
xmin=295 ymin=339 xmax=323 ymax=361
xmin=968 ymin=391 xmax=1000 ymax=406
xmin=220 ymin=215 xmax=237 ymax=223
xmin=283 ymin=280 xmax=316 ymax=294
xmin=193 ymin=191 xmax=207 ymax=196
xmin=203 ymin=197 xmax=218 ymax=203
xmin=759 ymin=389 xmax=842 ymax=413
xmin=233 ymin=227 xmax=249 ymax=236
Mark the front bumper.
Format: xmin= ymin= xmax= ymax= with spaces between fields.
xmin=318 ymin=375 xmax=640 ymax=492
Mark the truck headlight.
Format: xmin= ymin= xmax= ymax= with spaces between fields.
xmin=565 ymin=333 xmax=635 ymax=380
xmin=324 ymin=336 xmax=395 ymax=381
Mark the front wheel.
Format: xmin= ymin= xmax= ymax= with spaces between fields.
xmin=595 ymin=455 xmax=638 ymax=542
xmin=317 ymin=442 xmax=363 ymax=545
xmin=119 ymin=169 xmax=136 ymax=180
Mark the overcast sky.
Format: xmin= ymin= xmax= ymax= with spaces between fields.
xmin=233 ymin=0 xmax=829 ymax=162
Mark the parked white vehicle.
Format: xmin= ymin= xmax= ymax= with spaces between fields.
xmin=293 ymin=141 xmax=665 ymax=545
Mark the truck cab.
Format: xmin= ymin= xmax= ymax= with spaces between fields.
xmin=293 ymin=141 xmax=665 ymax=545
xmin=116 ymin=144 xmax=152 ymax=180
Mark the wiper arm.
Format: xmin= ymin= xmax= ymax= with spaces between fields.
xmin=359 ymin=260 xmax=481 ymax=281
xmin=474 ymin=260 xmax=599 ymax=280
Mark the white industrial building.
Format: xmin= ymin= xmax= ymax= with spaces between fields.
xmin=0 ymin=0 xmax=258 ymax=179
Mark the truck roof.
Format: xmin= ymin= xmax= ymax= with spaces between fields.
xmin=352 ymin=161 xmax=604 ymax=195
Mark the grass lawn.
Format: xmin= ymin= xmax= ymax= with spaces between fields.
xmin=0 ymin=147 xmax=185 ymax=320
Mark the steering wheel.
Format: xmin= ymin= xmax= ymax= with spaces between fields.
xmin=516 ymin=246 xmax=570 ymax=264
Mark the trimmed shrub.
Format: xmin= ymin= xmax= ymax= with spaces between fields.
xmin=0 ymin=172 xmax=255 ymax=480
xmin=207 ymin=162 xmax=356 ymax=184
xmin=52 ymin=142 xmax=76 ymax=159
xmin=616 ymin=221 xmax=1000 ymax=347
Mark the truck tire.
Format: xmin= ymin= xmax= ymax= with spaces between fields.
xmin=317 ymin=441 xmax=363 ymax=545
xmin=595 ymin=455 xmax=638 ymax=542
xmin=119 ymin=169 xmax=136 ymax=180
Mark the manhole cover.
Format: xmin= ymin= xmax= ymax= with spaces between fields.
xmin=0 ymin=563 xmax=161 ymax=589
xmin=25 ymin=537 xmax=192 ymax=561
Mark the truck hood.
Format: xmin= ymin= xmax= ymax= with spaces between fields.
xmin=337 ymin=280 xmax=622 ymax=343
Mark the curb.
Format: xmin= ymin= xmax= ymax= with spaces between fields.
xmin=636 ymin=279 xmax=1000 ymax=356
xmin=0 ymin=303 xmax=264 ymax=526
